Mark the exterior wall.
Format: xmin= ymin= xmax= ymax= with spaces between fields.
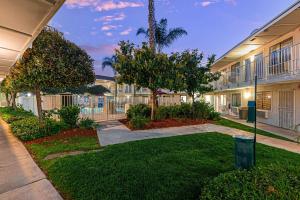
xmin=211 ymin=26 xmax=300 ymax=130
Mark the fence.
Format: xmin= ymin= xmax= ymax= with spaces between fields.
xmin=15 ymin=94 xmax=183 ymax=122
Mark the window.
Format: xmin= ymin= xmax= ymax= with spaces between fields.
xmin=232 ymin=93 xmax=241 ymax=107
xmin=255 ymin=53 xmax=264 ymax=79
xmin=269 ymin=38 xmax=292 ymax=75
xmin=244 ymin=59 xmax=251 ymax=82
xmin=230 ymin=63 xmax=240 ymax=83
xmin=257 ymin=91 xmax=271 ymax=110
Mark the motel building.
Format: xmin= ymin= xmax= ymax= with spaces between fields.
xmin=207 ymin=2 xmax=300 ymax=130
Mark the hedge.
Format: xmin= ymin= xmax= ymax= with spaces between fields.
xmin=199 ymin=164 xmax=300 ymax=200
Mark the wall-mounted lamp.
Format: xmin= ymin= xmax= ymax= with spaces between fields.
xmin=244 ymin=92 xmax=251 ymax=99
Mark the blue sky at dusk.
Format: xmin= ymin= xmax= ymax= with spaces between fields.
xmin=49 ymin=0 xmax=297 ymax=76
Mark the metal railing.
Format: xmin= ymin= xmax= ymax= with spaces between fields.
xmin=213 ymin=43 xmax=300 ymax=90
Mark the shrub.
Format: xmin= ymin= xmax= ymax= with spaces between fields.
xmin=126 ymin=104 xmax=151 ymax=120
xmin=0 ymin=106 xmax=34 ymax=123
xmin=11 ymin=117 xmax=66 ymax=141
xmin=79 ymin=118 xmax=98 ymax=130
xmin=58 ymin=106 xmax=80 ymax=128
xmin=129 ymin=116 xmax=150 ymax=129
xmin=199 ymin=164 xmax=300 ymax=200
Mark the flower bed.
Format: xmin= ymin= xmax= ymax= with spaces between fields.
xmin=120 ymin=118 xmax=208 ymax=130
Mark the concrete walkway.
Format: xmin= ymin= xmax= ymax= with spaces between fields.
xmin=98 ymin=121 xmax=300 ymax=154
xmin=223 ymin=115 xmax=300 ymax=141
xmin=0 ymin=120 xmax=62 ymax=200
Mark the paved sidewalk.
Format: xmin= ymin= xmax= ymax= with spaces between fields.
xmin=222 ymin=115 xmax=300 ymax=141
xmin=98 ymin=121 xmax=300 ymax=154
xmin=0 ymin=120 xmax=62 ymax=200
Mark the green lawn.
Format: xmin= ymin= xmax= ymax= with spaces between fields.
xmin=29 ymin=132 xmax=300 ymax=200
xmin=26 ymin=136 xmax=100 ymax=163
xmin=215 ymin=118 xmax=295 ymax=142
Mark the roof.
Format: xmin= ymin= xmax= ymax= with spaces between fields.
xmin=0 ymin=0 xmax=65 ymax=77
xmin=212 ymin=1 xmax=300 ymax=69
xmin=95 ymin=75 xmax=115 ymax=82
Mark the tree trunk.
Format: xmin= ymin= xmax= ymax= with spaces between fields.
xmin=11 ymin=92 xmax=16 ymax=109
xmin=151 ymin=90 xmax=157 ymax=120
xmin=5 ymin=93 xmax=11 ymax=107
xmin=148 ymin=0 xmax=156 ymax=53
xmin=35 ymin=87 xmax=43 ymax=121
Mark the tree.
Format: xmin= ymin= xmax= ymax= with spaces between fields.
xmin=137 ymin=18 xmax=187 ymax=52
xmin=16 ymin=26 xmax=95 ymax=120
xmin=102 ymin=56 xmax=118 ymax=98
xmin=148 ymin=0 xmax=156 ymax=53
xmin=43 ymin=85 xmax=110 ymax=96
xmin=175 ymin=50 xmax=220 ymax=103
xmin=115 ymin=41 xmax=174 ymax=120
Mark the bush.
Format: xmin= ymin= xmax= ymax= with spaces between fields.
xmin=79 ymin=118 xmax=97 ymax=130
xmin=11 ymin=116 xmax=67 ymax=141
xmin=199 ymin=164 xmax=300 ymax=200
xmin=0 ymin=106 xmax=34 ymax=123
xmin=58 ymin=106 xmax=80 ymax=128
xmin=129 ymin=116 xmax=150 ymax=129
xmin=126 ymin=104 xmax=151 ymax=120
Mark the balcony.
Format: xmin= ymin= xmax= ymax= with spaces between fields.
xmin=213 ymin=43 xmax=300 ymax=91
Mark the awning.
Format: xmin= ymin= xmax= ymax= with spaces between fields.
xmin=0 ymin=0 xmax=65 ymax=78
xmin=212 ymin=1 xmax=300 ymax=69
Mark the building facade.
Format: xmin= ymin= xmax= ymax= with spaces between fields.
xmin=207 ymin=2 xmax=300 ymax=130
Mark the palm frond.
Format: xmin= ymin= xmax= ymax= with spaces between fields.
xmin=136 ymin=27 xmax=149 ymax=38
xmin=165 ymin=28 xmax=187 ymax=46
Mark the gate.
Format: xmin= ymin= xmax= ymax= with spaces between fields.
xmin=278 ymin=90 xmax=294 ymax=129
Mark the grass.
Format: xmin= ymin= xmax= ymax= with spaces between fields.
xmin=215 ymin=118 xmax=295 ymax=142
xmin=26 ymin=136 xmax=100 ymax=162
xmin=30 ymin=132 xmax=300 ymax=200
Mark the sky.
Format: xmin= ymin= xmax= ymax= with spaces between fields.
xmin=49 ymin=0 xmax=297 ymax=76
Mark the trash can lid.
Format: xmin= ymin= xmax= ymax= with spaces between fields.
xmin=233 ymin=135 xmax=254 ymax=140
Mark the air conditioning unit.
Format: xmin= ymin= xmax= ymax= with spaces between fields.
xmin=257 ymin=110 xmax=269 ymax=119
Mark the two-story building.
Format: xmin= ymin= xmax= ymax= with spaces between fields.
xmin=208 ymin=2 xmax=300 ymax=130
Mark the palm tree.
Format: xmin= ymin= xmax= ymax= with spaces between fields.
xmin=148 ymin=0 xmax=156 ymax=53
xmin=102 ymin=56 xmax=118 ymax=99
xmin=137 ymin=18 xmax=187 ymax=53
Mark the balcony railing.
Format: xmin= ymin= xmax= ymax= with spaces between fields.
xmin=213 ymin=43 xmax=300 ymax=90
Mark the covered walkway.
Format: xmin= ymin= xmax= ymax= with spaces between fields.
xmin=0 ymin=120 xmax=62 ymax=200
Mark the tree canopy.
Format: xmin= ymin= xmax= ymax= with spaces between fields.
xmin=137 ymin=18 xmax=187 ymax=52
xmin=13 ymin=26 xmax=95 ymax=118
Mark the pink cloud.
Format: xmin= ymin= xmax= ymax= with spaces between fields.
xmin=120 ymin=27 xmax=132 ymax=35
xmin=65 ymin=0 xmax=144 ymax=11
xmin=94 ymin=13 xmax=126 ymax=22
xmin=101 ymin=24 xmax=121 ymax=31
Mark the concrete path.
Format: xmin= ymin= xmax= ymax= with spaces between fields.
xmin=98 ymin=121 xmax=300 ymax=154
xmin=223 ymin=115 xmax=300 ymax=141
xmin=0 ymin=120 xmax=62 ymax=200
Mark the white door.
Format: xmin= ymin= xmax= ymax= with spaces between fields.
xmin=278 ymin=90 xmax=294 ymax=129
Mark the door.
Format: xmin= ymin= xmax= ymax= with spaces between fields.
xmin=278 ymin=90 xmax=294 ymax=129
xmin=255 ymin=53 xmax=264 ymax=79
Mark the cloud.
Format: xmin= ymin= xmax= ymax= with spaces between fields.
xmin=120 ymin=27 xmax=132 ymax=35
xmin=195 ymin=0 xmax=237 ymax=7
xmin=94 ymin=12 xmax=126 ymax=22
xmin=81 ymin=44 xmax=118 ymax=56
xmin=65 ymin=0 xmax=144 ymax=11
xmin=101 ymin=24 xmax=121 ymax=31
xmin=106 ymin=32 xmax=113 ymax=36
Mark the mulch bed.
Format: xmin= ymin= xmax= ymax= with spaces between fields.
xmin=120 ymin=118 xmax=209 ymax=130
xmin=24 ymin=128 xmax=97 ymax=145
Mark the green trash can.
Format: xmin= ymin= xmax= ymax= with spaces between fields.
xmin=247 ymin=101 xmax=255 ymax=123
xmin=234 ymin=135 xmax=254 ymax=169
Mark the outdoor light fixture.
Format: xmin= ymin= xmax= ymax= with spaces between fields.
xmin=244 ymin=92 xmax=251 ymax=99
xmin=27 ymin=92 xmax=32 ymax=97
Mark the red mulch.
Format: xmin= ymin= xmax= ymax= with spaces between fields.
xmin=119 ymin=118 xmax=209 ymax=130
xmin=24 ymin=128 xmax=97 ymax=145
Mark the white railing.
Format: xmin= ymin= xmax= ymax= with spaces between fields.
xmin=213 ymin=43 xmax=300 ymax=90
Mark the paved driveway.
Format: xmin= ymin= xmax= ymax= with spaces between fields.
xmin=0 ymin=120 xmax=62 ymax=200
xmin=98 ymin=121 xmax=300 ymax=154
